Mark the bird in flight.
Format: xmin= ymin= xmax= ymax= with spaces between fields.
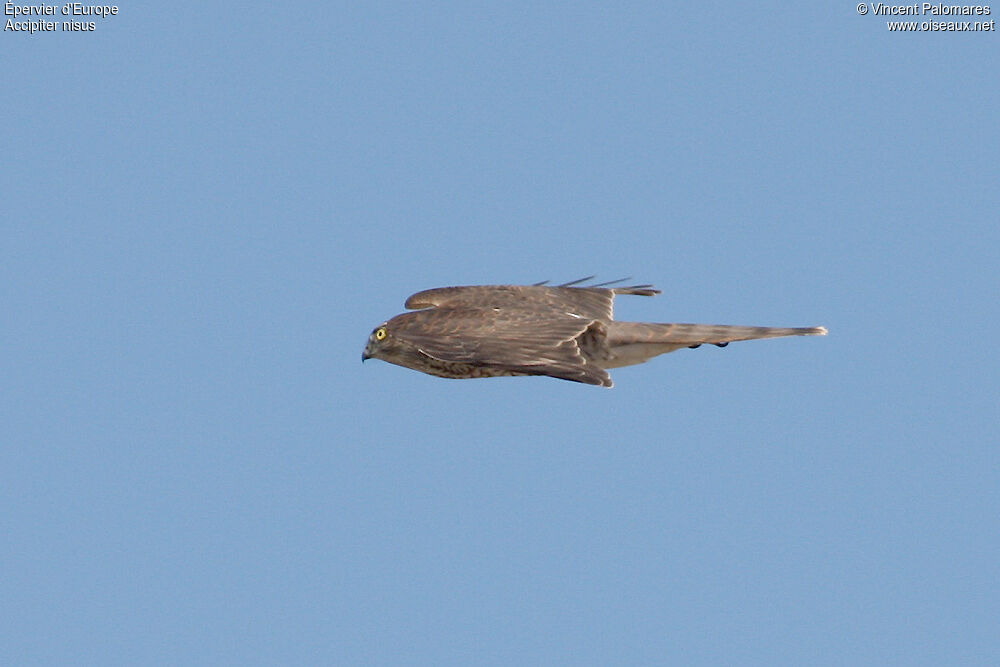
xmin=362 ymin=279 xmax=826 ymax=387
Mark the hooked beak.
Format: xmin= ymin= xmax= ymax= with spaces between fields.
xmin=362 ymin=351 xmax=370 ymax=362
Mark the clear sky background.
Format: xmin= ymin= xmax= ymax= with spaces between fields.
xmin=4 ymin=3 xmax=998 ymax=665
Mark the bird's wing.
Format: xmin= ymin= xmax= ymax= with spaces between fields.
xmin=390 ymin=307 xmax=613 ymax=386
xmin=403 ymin=284 xmax=659 ymax=320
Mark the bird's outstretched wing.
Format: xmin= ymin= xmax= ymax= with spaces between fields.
xmin=404 ymin=284 xmax=660 ymax=321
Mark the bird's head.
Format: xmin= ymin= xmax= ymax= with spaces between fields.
xmin=362 ymin=316 xmax=436 ymax=373
xmin=361 ymin=322 xmax=392 ymax=362
xmin=362 ymin=318 xmax=422 ymax=362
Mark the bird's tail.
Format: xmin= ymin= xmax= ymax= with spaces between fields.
xmin=607 ymin=322 xmax=827 ymax=347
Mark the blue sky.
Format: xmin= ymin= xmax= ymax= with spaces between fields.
xmin=4 ymin=3 xmax=998 ymax=664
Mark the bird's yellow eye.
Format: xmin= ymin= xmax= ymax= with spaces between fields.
xmin=375 ymin=327 xmax=387 ymax=341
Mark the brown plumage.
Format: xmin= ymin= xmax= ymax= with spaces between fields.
xmin=362 ymin=282 xmax=827 ymax=387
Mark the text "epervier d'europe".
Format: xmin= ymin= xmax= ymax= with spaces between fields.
xmin=4 ymin=3 xmax=118 ymax=33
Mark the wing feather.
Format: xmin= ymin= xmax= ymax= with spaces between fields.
xmin=403 ymin=284 xmax=659 ymax=320
xmin=388 ymin=307 xmax=612 ymax=386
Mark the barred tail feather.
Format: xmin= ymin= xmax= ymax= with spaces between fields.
xmin=608 ymin=322 xmax=827 ymax=346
